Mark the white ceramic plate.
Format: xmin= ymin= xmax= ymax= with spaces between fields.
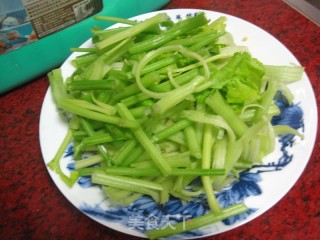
xmin=39 ymin=9 xmax=318 ymax=239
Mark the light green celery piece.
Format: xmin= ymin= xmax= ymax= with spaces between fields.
xmin=152 ymin=119 xmax=192 ymax=142
xmin=141 ymin=57 xmax=177 ymax=75
xmin=253 ymin=80 xmax=279 ymax=123
xmin=131 ymin=158 xmax=188 ymax=168
xmin=273 ymin=125 xmax=304 ymax=139
xmin=234 ymin=160 xmax=253 ymax=170
xmin=158 ymin=140 xmax=180 ymax=153
xmin=93 ymin=15 xmax=136 ymax=25
xmin=213 ymin=140 xmax=243 ymax=190
xmin=161 ymin=100 xmax=194 ymax=120
xmin=101 ymin=167 xmax=224 ymax=177
xmin=57 ymin=99 xmax=139 ymax=128
xmin=219 ymin=45 xmax=249 ymax=55
xmin=208 ymin=16 xmax=227 ymax=31
xmin=149 ymin=68 xmax=200 ymax=93
xmin=239 ymin=119 xmax=268 ymax=163
xmin=102 ymin=186 xmax=143 ymax=206
xmin=170 ymin=52 xmax=232 ymax=76
xmin=264 ymin=65 xmax=304 ymax=83
xmin=172 ymin=175 xmax=184 ymax=193
xmin=246 ymin=138 xmax=262 ymax=163
xmin=112 ymin=72 xmax=162 ymax=103
xmin=184 ymin=125 xmax=202 ymax=159
xmin=79 ymin=118 xmax=111 ymax=164
xmin=121 ymin=146 xmax=144 ymax=167
xmin=258 ymin=122 xmax=276 ymax=161
xmin=92 ymin=27 xmax=128 ymax=42
xmin=59 ymin=99 xmax=115 ymax=117
xmin=47 ymin=130 xmax=78 ymax=187
xmin=95 ymin=13 xmax=168 ymax=51
xmin=48 ymin=68 xmax=69 ymax=104
xmin=277 ymin=83 xmax=294 ymax=104
xmin=212 ymin=137 xmax=227 ymax=169
xmin=66 ymin=80 xmax=116 ymax=91
xmin=91 ymin=92 xmax=117 ymax=115
xmin=152 ymin=76 xmax=205 ymax=116
xmin=189 ymin=31 xmax=225 ymax=51
xmin=131 ymin=152 xmax=191 ymax=168
xmin=111 ymin=140 xmax=137 ymax=165
xmin=135 ymin=45 xmax=210 ymax=100
xmin=129 ymin=106 xmax=151 ymax=118
xmin=82 ymin=56 xmax=105 ymax=80
xmin=92 ymin=170 xmax=163 ymax=191
xmin=201 ymin=124 xmax=221 ymax=212
xmin=116 ymin=103 xmax=173 ymax=176
xmin=195 ymin=102 xmax=206 ymax=145
xmin=74 ymin=154 xmax=104 ymax=169
xmin=216 ymin=32 xmax=234 ymax=45
xmin=168 ymin=131 xmax=186 ymax=146
xmin=205 ymin=91 xmax=248 ymax=138
xmin=70 ymin=47 xmax=97 ymax=53
xmin=239 ymin=104 xmax=280 ymax=122
xmin=74 ymin=133 xmax=114 ymax=156
xmin=101 ymin=37 xmax=133 ymax=65
xmin=182 ymin=110 xmax=236 ymax=142
xmin=71 ymin=52 xmax=98 ymax=68
xmin=164 ymin=30 xmax=220 ymax=47
xmin=103 ymin=184 xmax=159 ymax=204
xmin=121 ymin=92 xmax=150 ymax=107
xmin=128 ymin=12 xmax=209 ymax=54
xmin=145 ymin=203 xmax=248 ymax=239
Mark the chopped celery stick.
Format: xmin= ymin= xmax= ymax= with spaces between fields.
xmin=152 ymin=119 xmax=192 ymax=142
xmin=182 ymin=110 xmax=236 ymax=142
xmin=253 ymin=80 xmax=279 ymax=122
xmin=202 ymin=124 xmax=221 ymax=212
xmin=184 ymin=125 xmax=202 ymax=159
xmin=145 ymin=203 xmax=248 ymax=239
xmin=103 ymin=186 xmax=143 ymax=206
xmin=131 ymin=158 xmax=191 ymax=169
xmin=74 ymin=133 xmax=114 ymax=156
xmin=112 ymin=72 xmax=162 ymax=102
xmin=101 ymin=167 xmax=224 ymax=176
xmin=79 ymin=118 xmax=111 ymax=165
xmin=58 ymin=99 xmax=139 ymax=128
xmin=94 ymin=15 xmax=136 ymax=25
xmin=111 ymin=140 xmax=137 ymax=165
xmin=273 ymin=125 xmax=304 ymax=139
xmin=264 ymin=65 xmax=304 ymax=83
xmin=47 ymin=130 xmax=78 ymax=187
xmin=116 ymin=103 xmax=172 ymax=176
xmin=66 ymin=80 xmax=116 ymax=91
xmin=206 ymin=91 xmax=248 ymax=138
xmin=92 ymin=170 xmax=163 ymax=191
xmin=121 ymin=147 xmax=144 ymax=167
xmin=74 ymin=154 xmax=104 ymax=169
xmin=48 ymin=68 xmax=69 ymax=103
xmin=95 ymin=13 xmax=168 ymax=51
xmin=70 ymin=47 xmax=96 ymax=53
xmin=128 ymin=12 xmax=208 ymax=54
xmin=212 ymin=137 xmax=227 ymax=169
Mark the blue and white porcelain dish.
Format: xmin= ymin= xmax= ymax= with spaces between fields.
xmin=39 ymin=9 xmax=318 ymax=239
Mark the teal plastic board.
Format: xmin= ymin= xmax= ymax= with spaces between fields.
xmin=0 ymin=0 xmax=170 ymax=94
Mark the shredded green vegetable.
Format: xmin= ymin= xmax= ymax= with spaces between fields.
xmin=47 ymin=12 xmax=304 ymax=238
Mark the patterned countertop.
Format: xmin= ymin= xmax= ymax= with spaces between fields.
xmin=0 ymin=0 xmax=319 ymax=239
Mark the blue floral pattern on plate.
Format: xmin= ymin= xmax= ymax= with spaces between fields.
xmin=63 ymin=91 xmax=304 ymax=238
